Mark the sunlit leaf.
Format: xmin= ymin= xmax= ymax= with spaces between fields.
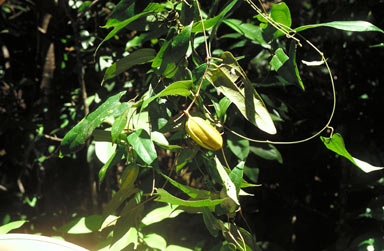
xmin=143 ymin=233 xmax=167 ymax=251
xmin=127 ymin=129 xmax=157 ymax=165
xmin=271 ymin=2 xmax=292 ymax=37
xmin=58 ymin=215 xmax=103 ymax=234
xmin=141 ymin=204 xmax=183 ymax=226
xmin=295 ymin=21 xmax=384 ymax=34
xmin=109 ymin=227 xmax=138 ymax=251
xmin=229 ymin=161 xmax=244 ymax=196
xmin=0 ymin=220 xmax=28 ymax=234
xmin=142 ymin=80 xmax=193 ymax=109
xmin=321 ymin=133 xmax=384 ymax=173
xmin=214 ymin=156 xmax=239 ymax=205
xmin=206 ymin=52 xmax=276 ymax=134
xmin=165 ymin=245 xmax=194 ymax=251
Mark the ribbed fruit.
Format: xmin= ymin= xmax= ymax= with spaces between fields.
xmin=185 ymin=115 xmax=223 ymax=151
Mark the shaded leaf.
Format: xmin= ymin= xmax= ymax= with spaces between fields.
xmin=223 ymin=19 xmax=268 ymax=47
xmin=289 ymin=41 xmax=305 ymax=90
xmin=158 ymin=171 xmax=211 ymax=199
xmin=95 ymin=11 xmax=151 ymax=55
xmin=158 ymin=23 xmax=192 ymax=78
xmin=155 ymin=188 xmax=227 ymax=207
xmin=103 ymin=48 xmax=156 ymax=83
xmin=191 ymin=0 xmax=238 ymax=33
xmin=321 ymin=133 xmax=384 ymax=173
xmin=111 ymin=106 xmax=132 ymax=143
xmin=227 ymin=130 xmax=249 ymax=161
xmin=202 ymin=207 xmax=223 ymax=237
xmin=61 ymin=91 xmax=128 ymax=154
xmin=104 ymin=0 xmax=135 ymax=27
xmin=249 ymin=144 xmax=283 ymax=164
xmin=98 ymin=145 xmax=126 ymax=185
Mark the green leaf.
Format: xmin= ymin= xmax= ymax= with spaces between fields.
xmin=202 ymin=207 xmax=223 ymax=237
xmin=95 ymin=140 xmax=117 ymax=164
xmin=142 ymin=80 xmax=193 ymax=109
xmin=191 ymin=0 xmax=238 ymax=33
xmin=143 ymin=233 xmax=167 ymax=251
xmin=270 ymin=48 xmax=289 ymax=71
xmin=109 ymin=227 xmax=138 ymax=251
xmin=370 ymin=43 xmax=384 ymax=48
xmin=270 ymin=47 xmax=304 ymax=90
xmin=95 ymin=11 xmax=151 ymax=55
xmin=158 ymin=171 xmax=211 ymax=199
xmin=155 ymin=188 xmax=227 ymax=207
xmin=111 ymin=106 xmax=131 ymax=143
xmin=320 ymin=133 xmax=384 ymax=173
xmin=58 ymin=215 xmax=103 ymax=234
xmin=229 ymin=161 xmax=244 ymax=196
xmin=223 ymin=19 xmax=269 ymax=47
xmin=127 ymin=129 xmax=157 ymax=165
xmin=120 ymin=163 xmax=140 ymax=190
xmin=104 ymin=0 xmax=135 ymax=27
xmin=104 ymin=186 xmax=139 ymax=215
xmin=98 ymin=145 xmax=125 ymax=184
xmin=227 ymin=130 xmax=249 ymax=161
xmin=141 ymin=204 xmax=183 ymax=226
xmin=61 ymin=91 xmax=128 ymax=154
xmin=159 ymin=23 xmax=193 ymax=78
xmin=270 ymin=2 xmax=292 ymax=37
xmin=288 ymin=41 xmax=304 ymax=90
xmin=0 ymin=220 xmax=28 ymax=234
xmin=249 ymin=144 xmax=283 ymax=164
xmin=206 ymin=52 xmax=276 ymax=134
xmin=176 ymin=147 xmax=199 ymax=172
xmin=214 ymin=156 xmax=239 ymax=205
xmin=295 ymin=21 xmax=384 ymax=34
xmin=103 ymin=48 xmax=156 ymax=82
xmin=165 ymin=245 xmax=194 ymax=251
xmin=111 ymin=198 xmax=143 ymax=248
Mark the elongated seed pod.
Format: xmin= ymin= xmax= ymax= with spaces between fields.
xmin=185 ymin=116 xmax=223 ymax=151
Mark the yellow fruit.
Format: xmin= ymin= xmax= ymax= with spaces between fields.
xmin=185 ymin=115 xmax=223 ymax=151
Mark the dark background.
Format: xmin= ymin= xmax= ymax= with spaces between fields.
xmin=1 ymin=0 xmax=384 ymax=250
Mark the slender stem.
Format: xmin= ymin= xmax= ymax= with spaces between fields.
xmin=225 ymin=1 xmax=337 ymax=145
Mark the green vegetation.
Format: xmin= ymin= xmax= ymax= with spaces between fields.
xmin=1 ymin=0 xmax=384 ymax=250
